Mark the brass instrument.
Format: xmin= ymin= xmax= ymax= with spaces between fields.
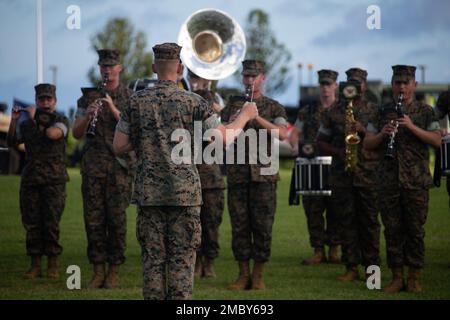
xmin=177 ymin=8 xmax=246 ymax=80
xmin=385 ymin=93 xmax=404 ymax=159
xmin=341 ymin=82 xmax=361 ymax=172
xmin=86 ymin=74 xmax=109 ymax=137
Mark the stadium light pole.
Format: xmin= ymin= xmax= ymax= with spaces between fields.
xmin=36 ymin=0 xmax=43 ymax=84
xmin=50 ymin=65 xmax=57 ymax=86
xmin=307 ymin=63 xmax=314 ymax=86
xmin=297 ymin=63 xmax=303 ymax=104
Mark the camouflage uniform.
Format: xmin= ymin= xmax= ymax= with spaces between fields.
xmin=14 ymin=84 xmax=69 ymax=257
xmin=295 ymin=101 xmax=340 ymax=249
xmin=221 ymin=93 xmax=287 ymax=263
xmin=195 ymin=90 xmax=225 ymax=261
xmin=435 ymin=90 xmax=450 ymax=207
xmin=367 ymin=99 xmax=440 ymax=269
xmin=76 ymin=84 xmax=134 ymax=266
xmin=319 ymin=90 xmax=381 ymax=268
xmin=116 ymin=43 xmax=221 ymax=300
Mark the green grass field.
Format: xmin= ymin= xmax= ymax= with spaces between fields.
xmin=1 ymin=166 xmax=449 ymax=300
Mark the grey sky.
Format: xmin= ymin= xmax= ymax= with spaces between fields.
xmin=0 ymin=0 xmax=449 ymax=114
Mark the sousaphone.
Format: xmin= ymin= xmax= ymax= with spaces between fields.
xmin=178 ymin=8 xmax=246 ymax=80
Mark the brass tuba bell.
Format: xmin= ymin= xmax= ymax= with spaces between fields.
xmin=177 ymin=8 xmax=246 ymax=80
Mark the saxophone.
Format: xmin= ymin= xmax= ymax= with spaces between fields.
xmin=344 ymin=99 xmax=361 ymax=172
xmin=86 ymin=73 xmax=109 ymax=137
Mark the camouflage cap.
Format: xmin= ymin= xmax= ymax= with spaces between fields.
xmin=318 ymin=69 xmax=338 ymax=84
xmin=346 ymin=68 xmax=368 ymax=83
xmin=241 ymin=60 xmax=265 ymax=76
xmin=35 ymin=83 xmax=56 ymax=99
xmin=81 ymin=87 xmax=103 ymax=98
xmin=153 ymin=43 xmax=182 ymax=60
xmin=392 ymin=65 xmax=416 ymax=81
xmin=97 ymin=49 xmax=121 ymax=66
xmin=81 ymin=87 xmax=103 ymax=104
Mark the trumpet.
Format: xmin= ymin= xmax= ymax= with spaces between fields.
xmin=385 ymin=93 xmax=404 ymax=159
xmin=86 ymin=73 xmax=108 ymax=137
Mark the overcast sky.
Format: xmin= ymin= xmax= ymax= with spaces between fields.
xmin=1 ymin=0 xmax=449 ymax=113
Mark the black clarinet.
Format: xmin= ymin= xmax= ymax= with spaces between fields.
xmin=385 ymin=93 xmax=404 ymax=159
xmin=243 ymin=84 xmax=255 ymax=130
xmin=86 ymin=74 xmax=109 ymax=137
xmin=245 ymin=84 xmax=254 ymax=103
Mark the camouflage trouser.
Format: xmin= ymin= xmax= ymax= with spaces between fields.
xmin=332 ymin=187 xmax=381 ymax=267
xmin=228 ymin=182 xmax=277 ymax=263
xmin=198 ymin=189 xmax=224 ymax=260
xmin=81 ymin=171 xmax=132 ymax=265
xmin=447 ymin=176 xmax=450 ymax=209
xmin=136 ymin=206 xmax=201 ymax=300
xmin=379 ymin=187 xmax=429 ymax=269
xmin=302 ymin=195 xmax=341 ymax=249
xmin=20 ymin=183 xmax=66 ymax=257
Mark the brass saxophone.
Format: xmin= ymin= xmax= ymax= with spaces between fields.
xmin=86 ymin=74 xmax=109 ymax=137
xmin=344 ymin=99 xmax=361 ymax=172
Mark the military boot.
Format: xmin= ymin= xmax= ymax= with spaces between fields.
xmin=229 ymin=261 xmax=251 ymax=290
xmin=338 ymin=265 xmax=360 ymax=282
xmin=194 ymin=255 xmax=203 ymax=278
xmin=88 ymin=264 xmax=105 ymax=289
xmin=103 ymin=264 xmax=120 ymax=289
xmin=328 ymin=246 xmax=341 ymax=264
xmin=47 ymin=256 xmax=59 ymax=279
xmin=302 ymin=247 xmax=327 ymax=265
xmin=251 ymin=262 xmax=266 ymax=290
xmin=384 ymin=267 xmax=405 ymax=293
xmin=203 ymin=258 xmax=216 ymax=278
xmin=406 ymin=267 xmax=422 ymax=293
xmin=24 ymin=255 xmax=42 ymax=279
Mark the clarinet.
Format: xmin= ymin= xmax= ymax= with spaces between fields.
xmin=86 ymin=74 xmax=109 ymax=137
xmin=245 ymin=83 xmax=254 ymax=103
xmin=385 ymin=93 xmax=404 ymax=159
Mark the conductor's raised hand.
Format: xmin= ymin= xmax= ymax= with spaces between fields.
xmin=240 ymin=102 xmax=258 ymax=121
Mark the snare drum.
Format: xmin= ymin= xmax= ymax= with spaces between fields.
xmin=294 ymin=156 xmax=332 ymax=196
xmin=441 ymin=135 xmax=450 ymax=175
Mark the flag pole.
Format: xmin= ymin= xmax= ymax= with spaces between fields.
xmin=36 ymin=0 xmax=43 ymax=84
